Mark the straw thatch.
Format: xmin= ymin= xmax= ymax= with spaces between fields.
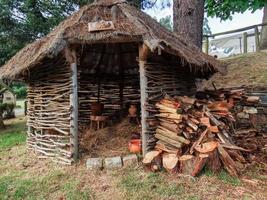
xmin=0 ymin=0 xmax=220 ymax=79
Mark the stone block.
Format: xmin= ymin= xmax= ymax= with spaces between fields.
xmin=86 ymin=158 xmax=103 ymax=170
xmin=123 ymin=154 xmax=138 ymax=167
xmin=104 ymin=157 xmax=122 ymax=170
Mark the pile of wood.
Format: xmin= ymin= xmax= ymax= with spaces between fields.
xmin=233 ymin=129 xmax=267 ymax=163
xmin=143 ymin=94 xmax=252 ymax=177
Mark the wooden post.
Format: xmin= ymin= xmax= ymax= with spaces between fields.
xmin=255 ymin=26 xmax=260 ymax=52
xmin=243 ymin=32 xmax=248 ymax=54
xmin=205 ymin=36 xmax=209 ymax=54
xmin=65 ymin=48 xmax=79 ymax=161
xmin=139 ymin=44 xmax=150 ymax=156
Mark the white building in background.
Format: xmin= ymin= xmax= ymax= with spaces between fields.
xmin=205 ymin=29 xmax=259 ymax=58
xmin=0 ymin=82 xmax=16 ymax=105
xmin=3 ymin=90 xmax=16 ymax=105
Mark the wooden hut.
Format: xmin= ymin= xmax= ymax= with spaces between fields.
xmin=0 ymin=0 xmax=220 ymax=165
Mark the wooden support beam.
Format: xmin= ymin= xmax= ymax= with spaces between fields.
xmin=204 ymin=37 xmax=209 ymax=54
xmin=65 ymin=48 xmax=79 ymax=160
xmin=243 ymin=32 xmax=248 ymax=54
xmin=139 ymin=44 xmax=150 ymax=156
xmin=255 ymin=26 xmax=260 ymax=52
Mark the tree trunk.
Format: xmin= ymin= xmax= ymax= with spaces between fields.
xmin=173 ymin=0 xmax=204 ymax=49
xmin=260 ymin=5 xmax=267 ymax=50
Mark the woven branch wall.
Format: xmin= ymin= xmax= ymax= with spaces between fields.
xmin=144 ymin=63 xmax=197 ymax=151
xmin=27 ymin=61 xmax=73 ymax=165
xmin=78 ymin=70 xmax=140 ymax=125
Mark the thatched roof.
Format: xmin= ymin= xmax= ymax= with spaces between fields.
xmin=0 ymin=0 xmax=220 ymax=80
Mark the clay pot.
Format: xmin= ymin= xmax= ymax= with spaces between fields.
xmin=91 ymin=102 xmax=104 ymax=116
xmin=128 ymin=139 xmax=142 ymax=153
xmin=128 ymin=105 xmax=137 ymax=117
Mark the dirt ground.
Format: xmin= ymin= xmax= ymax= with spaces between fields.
xmin=0 ymin=118 xmax=267 ymax=200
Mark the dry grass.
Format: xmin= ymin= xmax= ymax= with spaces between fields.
xmin=0 ymin=119 xmax=267 ymax=200
xmin=80 ymin=119 xmax=140 ymax=157
xmin=204 ymin=52 xmax=267 ymax=89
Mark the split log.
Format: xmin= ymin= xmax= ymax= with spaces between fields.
xmin=200 ymin=117 xmax=211 ymax=127
xmin=160 ymin=121 xmax=179 ymax=134
xmin=155 ymin=133 xmax=182 ymax=148
xmin=191 ymin=154 xmax=209 ymax=177
xmin=143 ymin=150 xmax=162 ymax=172
xmin=190 ymin=129 xmax=208 ymax=154
xmin=162 ymin=153 xmax=179 ymax=173
xmin=155 ymin=113 xmax=182 ymax=120
xmin=156 ymin=127 xmax=190 ymax=144
xmin=217 ymin=144 xmax=238 ymax=177
xmin=195 ymin=141 xmax=218 ymax=154
xmin=246 ymin=96 xmax=260 ymax=103
xmin=156 ymin=141 xmax=180 ymax=154
xmin=209 ymin=126 xmax=219 ymax=133
xmin=179 ymin=155 xmax=195 ymax=175
xmin=186 ymin=120 xmax=198 ymax=131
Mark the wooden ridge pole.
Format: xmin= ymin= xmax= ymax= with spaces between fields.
xmin=65 ymin=47 xmax=79 ymax=160
xmin=139 ymin=43 xmax=150 ymax=156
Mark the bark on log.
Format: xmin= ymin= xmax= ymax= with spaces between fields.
xmin=191 ymin=154 xmax=209 ymax=177
xmin=207 ymin=149 xmax=222 ymax=173
xmin=217 ymin=144 xmax=238 ymax=177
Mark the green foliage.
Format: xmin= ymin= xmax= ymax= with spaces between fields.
xmin=205 ymin=0 xmax=266 ymax=20
xmin=0 ymin=0 xmax=94 ymax=66
xmin=203 ymin=17 xmax=212 ymax=35
xmin=12 ymin=86 xmax=27 ymax=99
xmin=159 ymin=15 xmax=173 ymax=31
xmin=159 ymin=15 xmax=212 ymax=36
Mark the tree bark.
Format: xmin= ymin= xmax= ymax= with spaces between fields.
xmin=260 ymin=5 xmax=267 ymax=50
xmin=173 ymin=0 xmax=204 ymax=49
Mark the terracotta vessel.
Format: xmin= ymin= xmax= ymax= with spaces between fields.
xmin=128 ymin=105 xmax=137 ymax=116
xmin=128 ymin=139 xmax=141 ymax=153
xmin=91 ymin=102 xmax=104 ymax=116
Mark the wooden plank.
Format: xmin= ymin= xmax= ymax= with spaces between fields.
xmin=88 ymin=21 xmax=115 ymax=32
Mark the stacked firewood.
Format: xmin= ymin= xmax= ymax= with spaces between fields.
xmin=143 ymin=94 xmax=252 ymax=177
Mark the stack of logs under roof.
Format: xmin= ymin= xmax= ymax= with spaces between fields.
xmin=143 ymin=88 xmax=266 ymax=176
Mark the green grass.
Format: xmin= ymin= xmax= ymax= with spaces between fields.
xmin=202 ymin=168 xmax=241 ymax=186
xmin=0 ymin=171 xmax=93 ymax=200
xmin=119 ymin=169 xmax=184 ymax=200
xmin=217 ymin=170 xmax=241 ymax=186
xmin=0 ymin=120 xmax=26 ymax=150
